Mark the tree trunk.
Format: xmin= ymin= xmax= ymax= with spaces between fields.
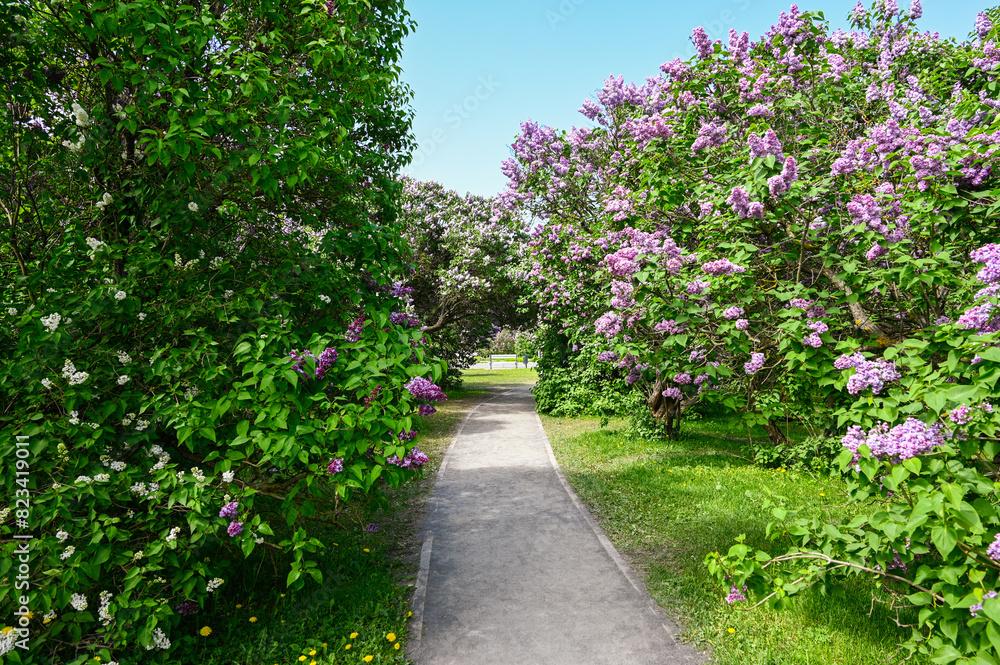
xmin=763 ymin=419 xmax=789 ymax=446
xmin=646 ymin=375 xmax=681 ymax=438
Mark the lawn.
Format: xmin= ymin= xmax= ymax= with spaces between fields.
xmin=540 ymin=412 xmax=925 ymax=665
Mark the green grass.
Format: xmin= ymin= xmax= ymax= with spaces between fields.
xmin=540 ymin=413 xmax=924 ymax=665
xmin=185 ymin=378 xmax=519 ymax=665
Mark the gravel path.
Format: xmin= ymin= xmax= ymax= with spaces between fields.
xmin=408 ymin=385 xmax=706 ymax=664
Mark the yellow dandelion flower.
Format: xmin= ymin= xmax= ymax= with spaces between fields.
xmin=819 ymin=493 xmax=826 ymax=497
xmin=363 ymin=548 xmax=370 ymax=553
xmin=249 ymin=617 xmax=257 ymax=623
xmin=236 ymin=604 xmax=243 ymax=609
xmin=281 ymin=620 xmax=286 ymax=623
xmin=299 ymin=656 xmax=307 ymax=662
xmin=94 ymin=658 xmax=101 ymax=662
xmin=345 ymin=644 xmax=352 ymax=650
xmin=395 ymin=643 xmax=401 ymax=650
xmin=407 ymin=611 xmax=413 ymax=617
xmin=727 ymin=628 xmax=735 ymax=634
xmin=321 ymin=643 xmax=327 ymax=647
xmin=24 ymin=611 xmax=34 ymax=620
xmin=386 ymin=633 xmax=396 ymax=642
xmin=280 ymin=594 xmax=286 ymax=598
xmin=363 ymin=657 xmax=374 ymax=663
xmin=310 ymin=661 xmax=317 ymax=665
xmin=309 ymin=649 xmax=316 ymax=656
xmin=200 ymin=626 xmax=212 ymax=636
xmin=350 ymin=632 xmax=358 ymax=638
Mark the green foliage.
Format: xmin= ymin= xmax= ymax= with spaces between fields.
xmin=0 ymin=0 xmax=443 ymax=661
xmin=751 ymin=436 xmax=845 ymax=473
xmin=532 ymin=328 xmax=630 ymax=417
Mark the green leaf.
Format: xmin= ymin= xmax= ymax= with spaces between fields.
xmin=931 ymin=525 xmax=958 ymax=557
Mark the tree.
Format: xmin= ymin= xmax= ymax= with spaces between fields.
xmin=0 ymin=0 xmax=445 ymax=661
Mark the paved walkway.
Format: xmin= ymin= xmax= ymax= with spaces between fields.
xmin=408 ymin=385 xmax=705 ymax=665
xmin=467 ymin=361 xmax=537 ymax=370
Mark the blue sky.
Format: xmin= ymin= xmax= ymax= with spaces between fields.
xmin=398 ymin=0 xmax=994 ymax=198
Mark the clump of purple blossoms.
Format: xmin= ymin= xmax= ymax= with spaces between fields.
xmin=419 ymin=404 xmax=437 ymax=417
xmin=803 ymin=332 xmax=823 ymax=348
xmin=834 ymin=353 xmax=901 ymax=395
xmin=595 ymin=311 xmax=623 ymax=337
xmin=654 ymin=319 xmax=685 ymax=334
xmin=988 ymin=533 xmax=1000 ymax=560
xmin=398 ymin=429 xmax=416 ymax=442
xmin=389 ymin=311 xmax=420 ymax=328
xmin=976 ymin=12 xmax=993 ymax=39
xmin=674 ymin=372 xmax=692 ymax=385
xmin=735 ymin=319 xmax=750 ymax=330
xmin=745 ymin=352 xmax=765 ymax=375
xmin=174 ymin=601 xmax=200 ymax=616
xmin=405 ymin=377 xmax=447 ymax=402
xmin=949 ymin=404 xmax=973 ymax=425
xmin=289 ymin=347 xmax=338 ymax=379
xmin=971 ymin=590 xmax=998 ymax=617
xmin=725 ymin=585 xmax=747 ymax=603
xmin=767 ymin=156 xmax=798 ymax=197
xmin=219 ymin=501 xmax=239 ymax=519
xmin=388 ymin=447 xmax=429 ymax=470
xmin=841 ymin=418 xmax=948 ymax=463
xmin=662 ymin=387 xmax=682 ymax=400
xmin=227 ymin=521 xmax=243 ymax=537
xmin=722 ymin=306 xmax=744 ymax=320
xmin=364 ymin=523 xmax=380 ymax=534
xmin=327 ymin=457 xmax=344 ymax=474
xmin=597 ymin=351 xmax=618 ymax=362
xmin=345 ymin=316 xmax=364 ymax=342
xmin=687 ymin=279 xmax=711 ymax=295
xmin=807 ymin=320 xmax=829 ymax=334
xmin=702 ymin=259 xmax=747 ymax=276
xmin=748 ymin=129 xmax=784 ymax=159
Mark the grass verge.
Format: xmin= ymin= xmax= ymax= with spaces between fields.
xmin=185 ymin=370 xmax=534 ymax=665
xmin=540 ymin=413 xmax=925 ymax=665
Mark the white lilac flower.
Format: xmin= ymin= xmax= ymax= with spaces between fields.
xmin=98 ymin=591 xmax=113 ymax=625
xmin=41 ymin=313 xmax=61 ymax=332
xmin=42 ymin=610 xmax=56 ymax=622
xmin=165 ymin=527 xmax=181 ymax=542
xmin=41 ymin=378 xmax=53 ymax=389
xmin=190 ymin=467 xmax=206 ymax=483
xmin=0 ymin=507 xmax=9 ymax=522
xmin=110 ymin=461 xmax=126 ymax=471
xmin=188 ymin=201 xmax=199 ymax=212
xmin=122 ymin=412 xmax=136 ymax=426
xmin=117 ymin=374 xmax=130 ymax=385
xmin=61 ymin=546 xmax=76 ymax=560
xmin=255 ymin=536 xmax=264 ymax=544
xmin=68 ymin=371 xmax=89 ymax=386
xmin=117 ymin=350 xmax=132 ymax=364
xmin=114 ymin=290 xmax=126 ymax=300
xmin=126 ymin=509 xmax=135 ymax=518
xmin=95 ymin=192 xmax=113 ymax=210
xmin=206 ymin=577 xmax=225 ymax=592
xmin=318 ymin=294 xmax=331 ymax=304
xmin=70 ymin=593 xmax=88 ymax=611
xmin=210 ymin=256 xmax=224 ymax=268
xmin=147 ymin=627 xmax=170 ymax=650
xmin=93 ymin=473 xmax=109 ymax=482
xmin=85 ymin=237 xmax=105 ymax=252
xmin=62 ymin=136 xmax=85 ymax=152
xmin=56 ymin=530 xmax=69 ymax=541
xmin=135 ymin=419 xmax=149 ymax=431
xmin=6 ymin=307 xmax=17 ymax=316
xmin=223 ymin=290 xmax=234 ymax=298
xmin=133 ymin=550 xmax=143 ymax=560
xmin=222 ymin=471 xmax=235 ymax=483
xmin=74 ymin=475 xmax=92 ymax=484
xmin=71 ymin=102 xmax=90 ymax=128
xmin=68 ymin=410 xmax=80 ymax=425
xmin=138 ymin=312 xmax=147 ymax=321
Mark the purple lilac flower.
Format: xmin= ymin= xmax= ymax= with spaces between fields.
xmin=595 ymin=311 xmax=623 ymax=337
xmin=745 ymin=352 xmax=765 ymax=376
xmin=702 ymin=259 xmax=747 ymax=276
xmin=405 ymin=377 xmax=447 ymax=402
xmin=345 ymin=316 xmax=364 ymax=342
xmin=389 ymin=312 xmax=419 ymax=328
xmin=691 ymin=122 xmax=729 ymax=152
xmin=389 ymin=447 xmax=429 ymax=470
xmin=653 ymin=319 xmax=685 ymax=334
xmin=691 ymin=26 xmax=714 ymax=59
xmin=625 ymin=367 xmax=642 ymax=385
xmin=807 ymin=320 xmax=829 ymax=334
xmin=219 ymin=501 xmax=239 ymax=519
xmin=597 ymin=351 xmax=618 ymax=362
xmin=725 ymin=585 xmax=747 ymax=603
xmin=674 ymin=372 xmax=692 ymax=385
xmin=803 ymin=332 xmax=823 ymax=348
xmin=227 ymin=521 xmax=243 ymax=537
xmin=989 ymin=534 xmax=1000 ymax=560
xmin=835 ymin=354 xmax=901 ymax=394
xmin=174 ymin=601 xmax=200 ymax=616
xmin=789 ymin=298 xmax=813 ymax=309
xmin=976 ymin=12 xmax=993 ymax=39
xmin=364 ymin=523 xmax=380 ymax=533
xmin=418 ymin=404 xmax=437 ymax=417
xmin=662 ymin=387 xmax=682 ymax=400
xmin=689 ymin=348 xmax=706 ymax=362
xmin=908 ymin=0 xmax=922 ymax=19
xmin=841 ymin=418 xmax=947 ymax=462
xmin=971 ymin=591 xmax=998 ymax=617
xmin=767 ymin=156 xmax=798 ymax=197
xmin=398 ymin=429 xmax=416 ymax=442
xmin=735 ymin=319 xmax=750 ymax=330
xmin=693 ymin=373 xmax=710 ymax=385
xmin=686 ymin=280 xmax=711 ymax=295
xmin=949 ymin=404 xmax=973 ymax=425
xmin=866 ymin=243 xmax=887 ymax=261
xmin=327 ymin=458 xmax=344 ymax=474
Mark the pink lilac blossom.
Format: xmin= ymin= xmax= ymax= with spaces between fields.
xmin=345 ymin=317 xmax=364 ymax=342
xmin=327 ymin=458 xmax=344 ymax=474
xmin=219 ymin=502 xmax=239 ymax=519
xmin=686 ymin=280 xmax=711 ymax=295
xmin=948 ymin=404 xmax=973 ymax=425
xmin=745 ymin=352 xmax=766 ymax=375
xmin=976 ymin=12 xmax=993 ymax=39
xmin=722 ymin=306 xmax=745 ymax=319
xmin=662 ymin=387 xmax=682 ymax=399
xmin=691 ymin=122 xmax=729 ymax=151
xmin=726 ymin=586 xmax=747 ymax=603
xmin=767 ymin=157 xmax=798 ymax=197
xmin=748 ymin=129 xmax=784 ymax=159
xmin=970 ymin=591 xmax=998 ymax=617
xmin=803 ymin=332 xmax=824 ymax=348
xmin=807 ymin=320 xmax=829 ymax=333
xmin=404 ymin=377 xmax=447 ymax=402
xmin=654 ymin=319 xmax=685 ymax=334
xmin=595 ymin=312 xmax=623 ymax=337
xmin=866 ymin=243 xmax=888 ymax=260
xmin=702 ymin=259 xmax=747 ymax=276
xmin=227 ymin=521 xmax=243 ymax=537
xmin=419 ymin=404 xmax=437 ymax=417
xmin=836 ymin=355 xmax=901 ymax=395
xmin=597 ymin=351 xmax=618 ymax=362
xmin=674 ymin=372 xmax=692 ymax=384
xmin=735 ymin=319 xmax=750 ymax=330
xmin=989 ymin=533 xmax=1000 ymax=560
